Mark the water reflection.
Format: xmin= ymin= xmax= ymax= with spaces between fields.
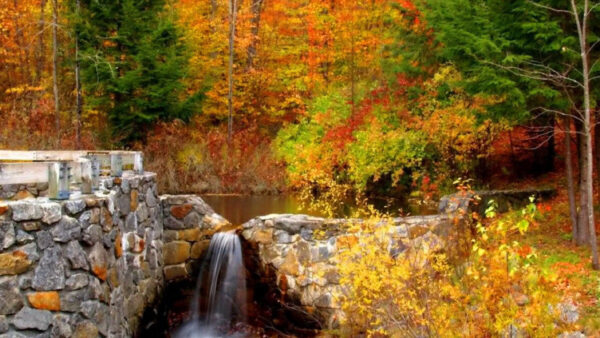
xmin=201 ymin=194 xmax=436 ymax=225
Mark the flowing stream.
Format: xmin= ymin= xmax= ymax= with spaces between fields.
xmin=173 ymin=231 xmax=247 ymax=338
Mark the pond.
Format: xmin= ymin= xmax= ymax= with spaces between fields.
xmin=201 ymin=194 xmax=438 ymax=225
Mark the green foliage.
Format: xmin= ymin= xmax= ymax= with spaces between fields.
xmin=74 ymin=0 xmax=199 ymax=143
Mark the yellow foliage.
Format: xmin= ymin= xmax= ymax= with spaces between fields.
xmin=335 ymin=186 xmax=566 ymax=337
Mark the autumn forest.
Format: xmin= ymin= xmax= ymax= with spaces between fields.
xmin=2 ymin=0 xmax=600 ymax=336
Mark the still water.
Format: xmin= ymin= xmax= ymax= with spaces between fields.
xmin=201 ymin=194 xmax=437 ymax=225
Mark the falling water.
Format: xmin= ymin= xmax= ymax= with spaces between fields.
xmin=174 ymin=231 xmax=247 ymax=338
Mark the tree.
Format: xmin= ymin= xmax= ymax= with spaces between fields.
xmin=227 ymin=0 xmax=238 ymax=143
xmin=423 ymin=0 xmax=600 ymax=268
xmin=75 ymin=0 xmax=196 ymax=143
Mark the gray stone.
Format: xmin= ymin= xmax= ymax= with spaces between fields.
xmin=146 ymin=189 xmax=158 ymax=207
xmin=36 ymin=230 xmax=53 ymax=250
xmin=12 ymin=307 xmax=52 ymax=331
xmin=559 ymin=302 xmax=579 ymax=324
xmin=18 ymin=272 xmax=32 ymax=290
xmin=81 ymin=224 xmax=102 ymax=245
xmin=274 ymin=230 xmax=293 ymax=244
xmin=88 ymin=276 xmax=109 ymax=303
xmin=136 ymin=203 xmax=149 ymax=222
xmin=164 ymin=216 xmax=184 ymax=230
xmin=51 ymin=314 xmax=72 ymax=338
xmin=60 ymin=289 xmax=88 ymax=312
xmin=80 ymin=300 xmax=108 ymax=335
xmin=0 ymin=316 xmax=8 ymax=333
xmin=183 ymin=211 xmax=201 ymax=228
xmin=120 ymin=179 xmax=130 ymax=194
xmin=40 ymin=203 xmax=61 ymax=224
xmin=64 ymin=200 xmax=86 ymax=215
xmin=64 ymin=240 xmax=89 ymax=270
xmin=32 ymin=246 xmax=65 ymax=291
xmin=17 ymin=243 xmax=39 ymax=263
xmin=15 ymin=230 xmax=33 ymax=245
xmin=21 ymin=222 xmax=40 ymax=231
xmin=125 ymin=213 xmax=137 ymax=231
xmin=117 ymin=193 xmax=131 ymax=216
xmin=65 ymin=273 xmax=88 ymax=290
xmin=0 ymin=277 xmax=24 ymax=315
xmin=51 ymin=216 xmax=81 ymax=243
xmin=0 ymin=332 xmax=28 ymax=338
xmin=558 ymin=332 xmax=586 ymax=338
xmin=11 ymin=203 xmax=43 ymax=222
xmin=87 ymin=243 xmax=107 ymax=281
xmin=0 ymin=222 xmax=15 ymax=249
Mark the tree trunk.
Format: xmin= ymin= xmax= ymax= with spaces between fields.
xmin=546 ymin=116 xmax=555 ymax=171
xmin=227 ymin=0 xmax=238 ymax=143
xmin=75 ymin=0 xmax=82 ymax=149
xmin=52 ymin=0 xmax=60 ymax=140
xmin=36 ymin=0 xmax=47 ymax=83
xmin=577 ymin=124 xmax=590 ymax=246
xmin=247 ymin=0 xmax=264 ymax=70
xmin=572 ymin=0 xmax=599 ymax=269
xmin=565 ymin=116 xmax=579 ymax=243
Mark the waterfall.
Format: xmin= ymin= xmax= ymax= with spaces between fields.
xmin=174 ymin=231 xmax=247 ymax=338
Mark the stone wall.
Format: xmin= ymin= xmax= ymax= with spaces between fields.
xmin=0 ymin=173 xmax=229 ymax=337
xmin=241 ymin=213 xmax=464 ymax=329
xmin=160 ymin=195 xmax=229 ymax=281
xmin=0 ymin=172 xmax=162 ymax=337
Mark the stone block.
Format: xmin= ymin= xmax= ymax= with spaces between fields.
xmin=163 ymin=263 xmax=189 ymax=281
xmin=32 ymin=246 xmax=64 ymax=291
xmin=27 ymin=291 xmax=60 ymax=311
xmin=12 ymin=307 xmax=53 ymax=331
xmin=191 ymin=240 xmax=210 ymax=259
xmin=0 ymin=276 xmax=24 ymax=314
xmin=40 ymin=203 xmax=61 ymax=225
xmin=11 ymin=203 xmax=43 ymax=222
xmin=170 ymin=204 xmax=193 ymax=220
xmin=0 ymin=251 xmax=31 ymax=276
xmin=163 ymin=241 xmax=190 ymax=265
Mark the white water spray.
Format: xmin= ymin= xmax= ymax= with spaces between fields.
xmin=174 ymin=231 xmax=246 ymax=338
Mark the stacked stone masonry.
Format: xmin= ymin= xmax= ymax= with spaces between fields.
xmin=0 ymin=173 xmax=226 ymax=338
xmin=241 ymin=213 xmax=463 ymax=329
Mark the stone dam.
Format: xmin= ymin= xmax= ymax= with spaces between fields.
xmin=0 ymin=153 xmax=554 ymax=337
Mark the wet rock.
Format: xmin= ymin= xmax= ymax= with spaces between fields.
xmin=40 ymin=203 xmax=61 ymax=224
xmin=1 ymin=222 xmax=15 ymax=249
xmin=64 ymin=240 xmax=89 ymax=270
xmin=11 ymin=203 xmax=43 ymax=222
xmin=32 ymin=246 xmax=64 ymax=291
xmin=0 ymin=276 xmax=24 ymax=314
xmin=65 ymin=273 xmax=88 ymax=290
xmin=12 ymin=307 xmax=52 ymax=331
xmin=64 ymin=200 xmax=86 ymax=215
xmin=51 ymin=216 xmax=81 ymax=243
